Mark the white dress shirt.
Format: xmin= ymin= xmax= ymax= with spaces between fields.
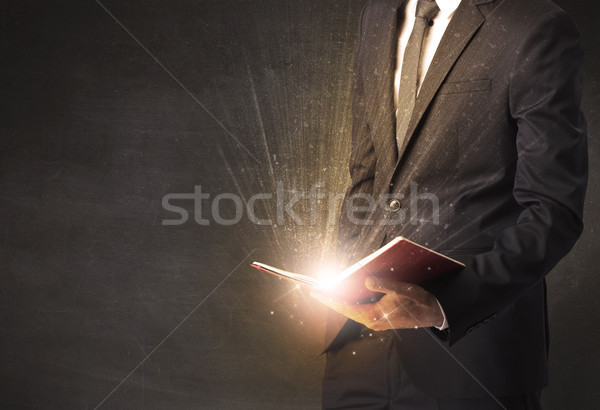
xmin=394 ymin=0 xmax=462 ymax=330
xmin=394 ymin=0 xmax=462 ymax=101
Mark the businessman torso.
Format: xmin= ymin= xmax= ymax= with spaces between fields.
xmin=331 ymin=0 xmax=587 ymax=397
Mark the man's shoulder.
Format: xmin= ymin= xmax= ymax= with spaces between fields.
xmin=360 ymin=0 xmax=564 ymax=17
xmin=358 ymin=0 xmax=576 ymax=40
xmin=488 ymin=0 xmax=578 ymax=38
xmin=361 ymin=0 xmax=403 ymax=16
xmin=480 ymin=0 xmax=567 ymax=19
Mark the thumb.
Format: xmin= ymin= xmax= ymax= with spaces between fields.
xmin=364 ymin=276 xmax=389 ymax=293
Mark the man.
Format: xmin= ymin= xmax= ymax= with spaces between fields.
xmin=312 ymin=0 xmax=587 ymax=408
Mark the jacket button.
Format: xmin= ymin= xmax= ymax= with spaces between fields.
xmin=388 ymin=199 xmax=402 ymax=212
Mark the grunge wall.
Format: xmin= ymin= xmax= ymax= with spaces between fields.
xmin=1 ymin=1 xmax=598 ymax=408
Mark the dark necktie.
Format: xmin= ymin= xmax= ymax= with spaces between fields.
xmin=396 ymin=0 xmax=440 ymax=150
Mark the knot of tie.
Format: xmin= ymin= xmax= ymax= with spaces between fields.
xmin=416 ymin=0 xmax=439 ymax=20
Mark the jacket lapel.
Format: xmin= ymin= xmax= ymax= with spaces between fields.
xmin=394 ymin=0 xmax=486 ymax=165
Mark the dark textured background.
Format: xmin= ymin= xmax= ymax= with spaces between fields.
xmin=1 ymin=1 xmax=598 ymax=408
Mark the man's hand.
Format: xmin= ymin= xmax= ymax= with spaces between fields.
xmin=311 ymin=277 xmax=444 ymax=331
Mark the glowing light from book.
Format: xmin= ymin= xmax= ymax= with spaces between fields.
xmin=316 ymin=261 xmax=341 ymax=290
xmin=318 ymin=275 xmax=340 ymax=291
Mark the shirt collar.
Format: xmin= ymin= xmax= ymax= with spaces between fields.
xmin=436 ymin=0 xmax=462 ymax=16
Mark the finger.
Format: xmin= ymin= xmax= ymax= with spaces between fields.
xmin=366 ymin=277 xmax=417 ymax=295
xmin=365 ymin=276 xmax=390 ymax=293
xmin=312 ymin=291 xmax=377 ymax=321
xmin=337 ymin=303 xmax=379 ymax=324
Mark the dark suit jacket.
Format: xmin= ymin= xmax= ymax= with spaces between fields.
xmin=329 ymin=0 xmax=588 ymax=398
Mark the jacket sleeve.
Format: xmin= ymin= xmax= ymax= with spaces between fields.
xmin=426 ymin=10 xmax=588 ymax=345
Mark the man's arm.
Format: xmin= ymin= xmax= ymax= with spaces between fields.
xmin=318 ymin=9 xmax=587 ymax=346
xmin=424 ymin=9 xmax=588 ymax=345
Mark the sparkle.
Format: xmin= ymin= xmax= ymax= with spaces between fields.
xmin=270 ymin=311 xmax=274 ymax=315
xmin=352 ymin=351 xmax=356 ymax=355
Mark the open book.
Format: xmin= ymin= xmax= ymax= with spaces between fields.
xmin=251 ymin=236 xmax=464 ymax=303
